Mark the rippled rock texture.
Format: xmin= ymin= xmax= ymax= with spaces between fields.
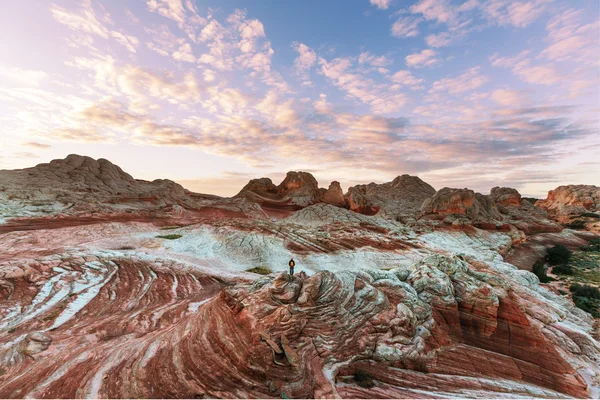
xmin=1 ymin=248 xmax=598 ymax=398
xmin=1 ymin=155 xmax=599 ymax=399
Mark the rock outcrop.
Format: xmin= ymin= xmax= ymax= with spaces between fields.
xmin=536 ymin=185 xmax=600 ymax=218
xmin=419 ymin=187 xmax=504 ymax=228
xmin=235 ymin=171 xmax=323 ymax=208
xmin=490 ymin=187 xmax=561 ymax=234
xmin=0 ymin=253 xmax=596 ymax=398
xmin=345 ymin=175 xmax=436 ymax=219
xmin=322 ymin=181 xmax=346 ymax=207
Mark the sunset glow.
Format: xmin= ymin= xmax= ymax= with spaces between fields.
xmin=1 ymin=0 xmax=598 ymax=196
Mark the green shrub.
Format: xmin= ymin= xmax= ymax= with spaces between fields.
xmin=580 ymin=238 xmax=600 ymax=252
xmin=160 ymin=225 xmax=181 ymax=230
xmin=532 ymin=261 xmax=550 ymax=283
xmin=246 ymin=266 xmax=272 ymax=275
xmin=565 ymin=220 xmax=586 ymax=229
xmin=552 ymin=264 xmax=574 ymax=275
xmin=572 ymin=296 xmax=600 ymax=318
xmin=546 ymin=245 xmax=572 ymax=265
xmin=580 ymin=212 xmax=600 ymax=219
xmin=353 ymin=370 xmax=375 ymax=388
xmin=156 ymin=234 xmax=182 ymax=240
xmin=570 ymin=283 xmax=600 ymax=299
xmin=570 ymin=284 xmax=600 ymax=317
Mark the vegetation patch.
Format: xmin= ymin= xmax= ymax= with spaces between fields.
xmin=353 ymin=370 xmax=375 ymax=388
xmin=580 ymin=238 xmax=600 ymax=252
xmin=160 ymin=225 xmax=182 ymax=230
xmin=156 ymin=234 xmax=183 ymax=240
xmin=565 ymin=219 xmax=586 ymax=229
xmin=546 ymin=245 xmax=572 ymax=265
xmin=570 ymin=283 xmax=600 ymax=318
xmin=532 ymin=261 xmax=552 ymax=283
xmin=246 ymin=266 xmax=272 ymax=275
xmin=552 ymin=264 xmax=574 ymax=275
xmin=580 ymin=212 xmax=600 ymax=219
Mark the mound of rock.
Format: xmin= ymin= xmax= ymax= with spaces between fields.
xmin=0 ymin=154 xmax=190 ymax=204
xmin=490 ymin=187 xmax=561 ymax=234
xmin=322 ymin=181 xmax=346 ymax=207
xmin=346 ymin=175 xmax=436 ymax=219
xmin=420 ymin=187 xmax=503 ymax=228
xmin=536 ymin=185 xmax=600 ymax=218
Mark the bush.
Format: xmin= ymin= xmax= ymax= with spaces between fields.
xmin=552 ymin=264 xmax=574 ymax=275
xmin=580 ymin=238 xmax=600 ymax=252
xmin=580 ymin=212 xmax=600 ymax=219
xmin=546 ymin=245 xmax=572 ymax=265
xmin=532 ymin=261 xmax=550 ymax=283
xmin=570 ymin=284 xmax=600 ymax=318
xmin=246 ymin=266 xmax=272 ymax=275
xmin=565 ymin=220 xmax=586 ymax=229
xmin=570 ymin=283 xmax=600 ymax=299
xmin=353 ymin=370 xmax=375 ymax=388
xmin=156 ymin=234 xmax=182 ymax=240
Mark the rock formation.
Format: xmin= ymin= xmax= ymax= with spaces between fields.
xmin=346 ymin=175 xmax=436 ymax=219
xmin=322 ymin=181 xmax=346 ymax=207
xmin=419 ymin=187 xmax=504 ymax=228
xmin=0 ymin=155 xmax=599 ymax=398
xmin=536 ymin=185 xmax=600 ymax=218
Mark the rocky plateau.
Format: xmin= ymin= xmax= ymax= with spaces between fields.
xmin=0 ymin=155 xmax=599 ymax=399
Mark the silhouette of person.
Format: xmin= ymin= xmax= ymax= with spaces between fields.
xmin=289 ymin=259 xmax=295 ymax=279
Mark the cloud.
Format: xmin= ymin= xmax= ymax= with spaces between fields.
xmin=358 ymin=52 xmax=391 ymax=68
xmin=405 ymin=49 xmax=440 ymax=68
xmin=481 ymin=0 xmax=552 ymax=28
xmin=109 ymin=31 xmax=139 ymax=53
xmin=146 ymin=0 xmax=186 ymax=24
xmin=491 ymin=52 xmax=562 ymax=85
xmin=50 ymin=0 xmax=109 ymax=38
xmin=51 ymin=1 xmax=143 ymax=53
xmin=391 ymin=16 xmax=422 ymax=38
xmin=172 ymin=43 xmax=196 ymax=62
xmin=370 ymin=0 xmax=391 ymax=10
xmin=22 ymin=142 xmax=51 ymax=149
xmin=390 ymin=70 xmax=424 ymax=90
xmin=425 ymin=32 xmax=453 ymax=47
xmin=430 ymin=67 xmax=488 ymax=94
xmin=292 ymin=42 xmax=317 ymax=84
xmin=319 ymin=57 xmax=408 ymax=114
xmin=410 ymin=0 xmax=456 ymax=24
xmin=541 ymin=9 xmax=600 ymax=65
xmin=491 ymin=89 xmax=526 ymax=106
xmin=0 ymin=65 xmax=47 ymax=87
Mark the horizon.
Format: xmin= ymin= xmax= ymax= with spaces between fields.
xmin=3 ymin=152 xmax=588 ymax=199
xmin=1 ymin=0 xmax=599 ymax=197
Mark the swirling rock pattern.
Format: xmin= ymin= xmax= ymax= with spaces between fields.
xmin=1 ymin=251 xmax=597 ymax=398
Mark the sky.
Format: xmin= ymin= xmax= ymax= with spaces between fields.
xmin=0 ymin=0 xmax=598 ymax=197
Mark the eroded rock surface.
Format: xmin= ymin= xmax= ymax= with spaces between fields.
xmin=536 ymin=185 xmax=600 ymax=218
xmin=346 ymin=175 xmax=436 ymax=219
xmin=1 ymin=155 xmax=599 ymax=399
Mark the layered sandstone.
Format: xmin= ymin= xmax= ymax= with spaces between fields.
xmin=536 ymin=185 xmax=600 ymax=217
xmin=345 ymin=175 xmax=436 ymax=219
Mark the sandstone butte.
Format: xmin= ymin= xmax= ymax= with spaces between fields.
xmin=0 ymin=154 xmax=599 ymax=399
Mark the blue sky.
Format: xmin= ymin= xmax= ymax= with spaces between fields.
xmin=0 ymin=0 xmax=598 ymax=196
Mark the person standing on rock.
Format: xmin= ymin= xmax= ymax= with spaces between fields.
xmin=289 ymin=259 xmax=295 ymax=280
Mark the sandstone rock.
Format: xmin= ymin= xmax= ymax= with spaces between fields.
xmin=420 ymin=187 xmax=503 ymax=226
xmin=490 ymin=186 xmax=521 ymax=207
xmin=345 ymin=175 xmax=436 ymax=218
xmin=536 ymin=184 xmax=600 ymax=217
xmin=322 ymin=181 xmax=346 ymax=207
